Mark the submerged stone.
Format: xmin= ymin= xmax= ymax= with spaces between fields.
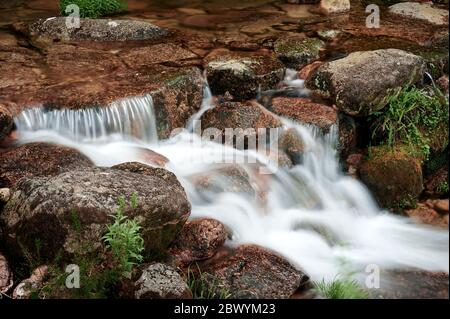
xmin=389 ymin=2 xmax=449 ymax=26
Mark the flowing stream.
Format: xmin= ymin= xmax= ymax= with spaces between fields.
xmin=14 ymin=80 xmax=449 ymax=283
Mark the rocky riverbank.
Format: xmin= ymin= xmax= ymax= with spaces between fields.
xmin=0 ymin=0 xmax=449 ymax=299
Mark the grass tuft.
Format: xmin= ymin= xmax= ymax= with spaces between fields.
xmin=313 ymin=277 xmax=369 ymax=299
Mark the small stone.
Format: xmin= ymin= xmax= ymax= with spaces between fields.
xmin=319 ymin=0 xmax=351 ymax=15
xmin=0 ymin=252 xmax=13 ymax=294
xmin=0 ymin=188 xmax=10 ymax=203
xmin=13 ymin=265 xmax=48 ymax=299
xmin=135 ymin=263 xmax=192 ymax=299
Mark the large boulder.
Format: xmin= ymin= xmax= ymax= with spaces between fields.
xmin=306 ymin=49 xmax=425 ymax=116
xmin=389 ymin=2 xmax=449 ymax=26
xmin=269 ymin=97 xmax=337 ymax=133
xmin=134 ymin=263 xmax=192 ymax=299
xmin=201 ymin=244 xmax=307 ymax=299
xmin=274 ymin=37 xmax=325 ymax=70
xmin=15 ymin=18 xmax=169 ymax=42
xmin=169 ymin=219 xmax=228 ymax=267
xmin=360 ymin=146 xmax=423 ymax=209
xmin=0 ymin=164 xmax=190 ymax=262
xmin=204 ymin=49 xmax=285 ymax=100
xmin=0 ymin=143 xmax=94 ymax=188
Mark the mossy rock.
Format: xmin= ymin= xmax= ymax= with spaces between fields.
xmin=274 ymin=37 xmax=325 ymax=70
xmin=360 ymin=146 xmax=424 ymax=209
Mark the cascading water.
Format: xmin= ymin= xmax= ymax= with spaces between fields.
xmin=13 ymin=81 xmax=449 ymax=284
xmin=15 ymin=94 xmax=158 ymax=144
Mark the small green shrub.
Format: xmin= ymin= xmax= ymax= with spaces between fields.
xmin=370 ymin=85 xmax=449 ymax=160
xmin=437 ymin=181 xmax=449 ymax=194
xmin=60 ymin=0 xmax=127 ymax=18
xmin=186 ymin=264 xmax=231 ymax=299
xmin=313 ymin=277 xmax=369 ymax=299
xmin=102 ymin=195 xmax=144 ymax=278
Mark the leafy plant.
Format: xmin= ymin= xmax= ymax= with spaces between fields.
xmin=186 ymin=264 xmax=231 ymax=299
xmin=370 ymin=85 xmax=449 ymax=160
xmin=102 ymin=195 xmax=144 ymax=278
xmin=437 ymin=181 xmax=449 ymax=194
xmin=60 ymin=0 xmax=127 ymax=18
xmin=313 ymin=277 xmax=369 ymax=299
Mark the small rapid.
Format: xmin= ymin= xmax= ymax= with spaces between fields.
xmin=14 ymin=80 xmax=449 ymax=283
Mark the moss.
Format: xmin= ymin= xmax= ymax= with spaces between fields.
xmin=370 ymin=85 xmax=449 ymax=161
xmin=60 ymin=0 xmax=127 ymax=18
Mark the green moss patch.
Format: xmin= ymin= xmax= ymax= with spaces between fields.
xmin=60 ymin=0 xmax=127 ymax=19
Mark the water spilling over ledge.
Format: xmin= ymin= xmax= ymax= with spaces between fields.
xmin=14 ymin=94 xmax=158 ymax=144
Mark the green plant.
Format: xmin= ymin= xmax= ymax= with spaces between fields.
xmin=102 ymin=195 xmax=144 ymax=278
xmin=60 ymin=0 xmax=127 ymax=18
xmin=186 ymin=264 xmax=231 ymax=299
xmin=313 ymin=277 xmax=369 ymax=299
xmin=370 ymin=85 xmax=449 ymax=160
xmin=437 ymin=181 xmax=449 ymax=194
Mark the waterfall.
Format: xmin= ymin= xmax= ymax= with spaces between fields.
xmin=14 ymin=94 xmax=158 ymax=144
xmin=13 ymin=87 xmax=449 ymax=283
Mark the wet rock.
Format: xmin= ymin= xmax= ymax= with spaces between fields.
xmin=346 ymin=153 xmax=364 ymax=178
xmin=389 ymin=2 xmax=449 ymax=26
xmin=274 ymin=37 xmax=325 ymax=70
xmin=359 ymin=146 xmax=423 ymax=209
xmin=270 ymin=97 xmax=337 ymax=133
xmin=286 ymin=0 xmax=320 ymax=3
xmin=319 ymin=0 xmax=351 ymax=14
xmin=1 ymin=165 xmax=190 ymax=262
xmin=201 ymin=100 xmax=282 ymax=148
xmin=0 ymin=143 xmax=94 ymax=188
xmin=405 ymin=203 xmax=448 ymax=228
xmin=169 ymin=219 xmax=228 ymax=267
xmin=204 ymin=49 xmax=284 ymax=100
xmin=298 ymin=61 xmax=324 ymax=80
xmin=134 ymin=148 xmax=170 ymax=167
xmin=278 ymin=128 xmax=305 ymax=165
xmin=135 ymin=263 xmax=192 ymax=299
xmin=16 ymin=18 xmax=169 ymax=42
xmin=12 ymin=265 xmax=48 ymax=299
xmin=0 ymin=104 xmax=13 ymax=140
xmin=368 ymin=270 xmax=449 ymax=299
xmin=189 ymin=165 xmax=256 ymax=197
xmin=0 ymin=251 xmax=13 ymax=294
xmin=306 ymin=49 xmax=425 ymax=116
xmin=119 ymin=44 xmax=198 ymax=68
xmin=202 ymin=244 xmax=306 ymax=299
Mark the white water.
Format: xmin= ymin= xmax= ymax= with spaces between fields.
xmin=14 ymin=87 xmax=449 ymax=283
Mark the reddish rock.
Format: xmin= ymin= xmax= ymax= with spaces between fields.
xmin=169 ymin=219 xmax=228 ymax=267
xmin=278 ymin=128 xmax=305 ymax=165
xmin=270 ymin=97 xmax=337 ymax=133
xmin=346 ymin=153 xmax=364 ymax=177
xmin=119 ymin=43 xmax=198 ymax=68
xmin=0 ymin=252 xmax=13 ymax=294
xmin=200 ymin=244 xmax=307 ymax=299
xmin=360 ymin=146 xmax=423 ymax=209
xmin=201 ymin=100 xmax=282 ymax=148
xmin=204 ymin=49 xmax=284 ymax=100
xmin=425 ymin=199 xmax=449 ymax=215
xmin=0 ymin=103 xmax=13 ymax=140
xmin=405 ymin=203 xmax=448 ymax=228
xmin=0 ymin=142 xmax=94 ymax=188
xmin=298 ymin=61 xmax=324 ymax=80
xmin=436 ymin=75 xmax=449 ymax=95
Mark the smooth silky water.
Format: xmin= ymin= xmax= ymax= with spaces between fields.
xmin=14 ymin=75 xmax=449 ymax=284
